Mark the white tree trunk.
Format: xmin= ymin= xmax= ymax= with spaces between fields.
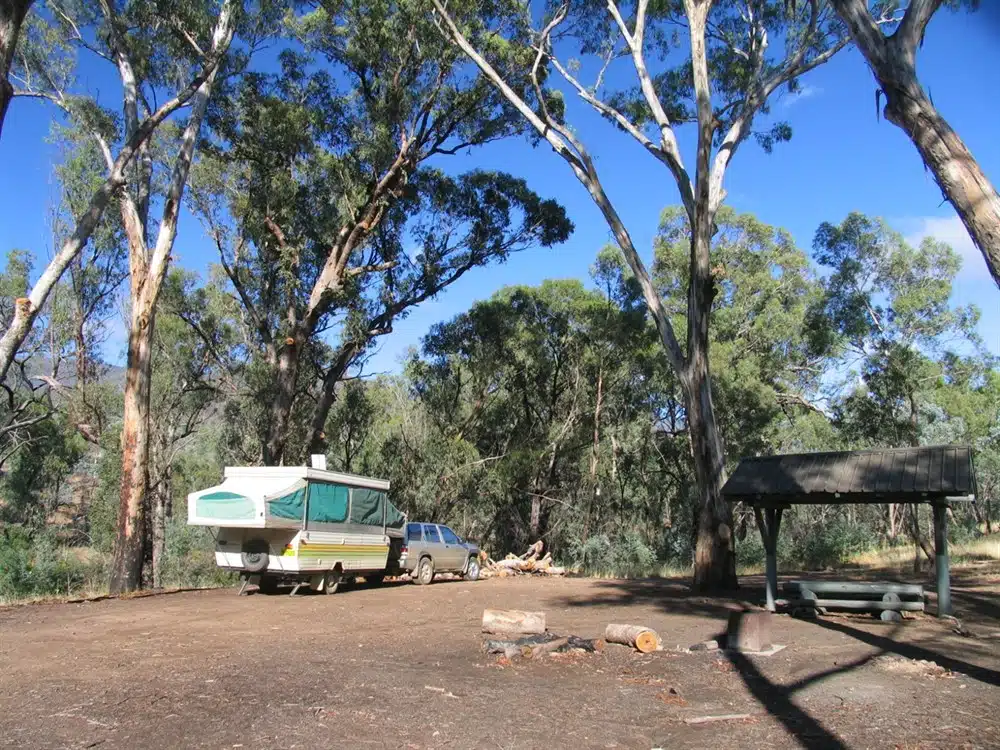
xmin=109 ymin=2 xmax=237 ymax=593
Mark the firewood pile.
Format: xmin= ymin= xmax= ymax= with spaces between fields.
xmin=480 ymin=609 xmax=661 ymax=661
xmin=479 ymin=540 xmax=567 ymax=578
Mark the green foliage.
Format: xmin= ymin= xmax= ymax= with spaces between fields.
xmin=568 ymin=532 xmax=657 ymax=578
xmin=789 ymin=518 xmax=877 ymax=570
xmin=157 ymin=517 xmax=235 ymax=589
xmin=0 ymin=527 xmax=108 ymax=601
xmin=90 ymin=436 xmax=123 ymax=554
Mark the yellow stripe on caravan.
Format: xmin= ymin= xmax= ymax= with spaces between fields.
xmin=282 ymin=544 xmax=389 ymax=557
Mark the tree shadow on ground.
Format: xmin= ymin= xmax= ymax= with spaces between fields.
xmin=804 ymin=616 xmax=1000 ymax=688
xmin=560 ymin=575 xmax=1000 ymax=747
xmin=554 ymin=576 xmax=762 ymax=619
xmin=721 ymin=642 xmax=858 ymax=750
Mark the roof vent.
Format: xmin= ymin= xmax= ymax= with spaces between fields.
xmin=310 ymin=454 xmax=327 ymax=471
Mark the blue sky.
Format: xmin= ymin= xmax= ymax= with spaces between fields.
xmin=1 ymin=6 xmax=998 ymax=375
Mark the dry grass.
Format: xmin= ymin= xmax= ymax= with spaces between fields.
xmin=851 ymin=532 xmax=1000 ymax=570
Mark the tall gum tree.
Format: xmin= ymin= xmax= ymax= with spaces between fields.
xmin=432 ymin=0 xmax=853 ymax=589
xmin=187 ymin=0 xmax=571 ymax=466
xmin=829 ymin=0 xmax=1000 ymax=288
xmin=104 ymin=0 xmax=248 ymax=593
xmin=0 ymin=0 xmax=240 ymax=384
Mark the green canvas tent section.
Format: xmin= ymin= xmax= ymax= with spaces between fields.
xmin=266 ymin=483 xmax=307 ymax=521
xmin=308 ymin=482 xmax=349 ymax=523
xmin=264 ymin=480 xmax=405 ymax=529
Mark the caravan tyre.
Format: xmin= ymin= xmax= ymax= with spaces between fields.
xmin=242 ymin=540 xmax=270 ymax=573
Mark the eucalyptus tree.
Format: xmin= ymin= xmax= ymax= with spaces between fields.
xmin=432 ymin=0 xmax=852 ymax=589
xmin=189 ymin=1 xmax=571 ymax=466
xmin=813 ymin=211 xmax=986 ymax=560
xmin=0 ymin=0 xmax=246 ymax=385
xmin=829 ymin=0 xmax=999 ymax=288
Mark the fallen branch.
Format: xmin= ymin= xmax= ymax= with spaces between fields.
xmin=483 ymin=632 xmax=605 ymax=659
xmin=683 ymin=713 xmax=755 ymax=725
xmin=481 ymin=541 xmax=567 ymax=577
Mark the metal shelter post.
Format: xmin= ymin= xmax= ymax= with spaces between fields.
xmin=753 ymin=506 xmax=783 ymax=612
xmin=933 ymin=501 xmax=951 ymax=617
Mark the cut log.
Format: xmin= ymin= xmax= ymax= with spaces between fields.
xmin=605 ymin=623 xmax=660 ymax=653
xmin=544 ymin=566 xmax=567 ymax=576
xmin=482 ymin=609 xmax=546 ymax=635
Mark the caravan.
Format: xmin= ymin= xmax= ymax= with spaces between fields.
xmin=187 ymin=465 xmax=406 ymax=594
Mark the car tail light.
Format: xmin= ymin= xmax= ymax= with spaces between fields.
xmin=401 ymin=545 xmax=408 ymax=555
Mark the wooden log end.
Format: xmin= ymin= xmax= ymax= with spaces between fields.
xmin=634 ymin=630 xmax=659 ymax=653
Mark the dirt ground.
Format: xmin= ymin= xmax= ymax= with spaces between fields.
xmin=2 ymin=571 xmax=999 ymax=750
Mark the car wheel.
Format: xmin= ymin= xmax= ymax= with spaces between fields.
xmin=464 ymin=557 xmax=480 ymax=581
xmin=241 ymin=540 xmax=269 ymax=574
xmin=325 ymin=570 xmax=341 ymax=595
xmin=414 ymin=557 xmax=434 ymax=585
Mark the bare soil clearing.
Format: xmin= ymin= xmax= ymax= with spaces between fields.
xmin=1 ymin=574 xmax=998 ymax=749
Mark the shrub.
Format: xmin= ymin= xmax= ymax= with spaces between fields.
xmin=158 ymin=518 xmax=235 ymax=589
xmin=736 ymin=529 xmax=766 ymax=570
xmin=568 ymin=534 xmax=613 ymax=574
xmin=568 ymin=532 xmax=657 ymax=577
xmin=0 ymin=527 xmax=108 ymax=601
xmin=610 ymin=532 xmax=657 ymax=578
xmin=789 ymin=518 xmax=877 ymax=570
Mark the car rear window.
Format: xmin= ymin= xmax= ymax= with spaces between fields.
xmin=407 ymin=524 xmax=422 ymax=541
xmin=440 ymin=527 xmax=459 ymax=544
xmin=422 ymin=524 xmax=441 ymax=543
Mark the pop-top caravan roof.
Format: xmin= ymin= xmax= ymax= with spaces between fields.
xmin=188 ymin=466 xmax=404 ymax=532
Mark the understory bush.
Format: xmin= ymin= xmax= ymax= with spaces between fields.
xmin=568 ymin=532 xmax=657 ymax=577
xmin=789 ymin=518 xmax=878 ymax=570
xmin=158 ymin=518 xmax=235 ymax=589
xmin=0 ymin=526 xmax=108 ymax=601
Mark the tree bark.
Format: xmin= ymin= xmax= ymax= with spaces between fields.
xmin=908 ymin=503 xmax=935 ymax=569
xmin=305 ymin=339 xmax=364 ymax=457
xmin=109 ymin=303 xmax=155 ymax=593
xmin=831 ymin=0 xmax=1000 ymax=288
xmin=687 ymin=348 xmax=736 ymax=591
xmin=0 ymin=0 xmax=32 ymax=140
xmin=481 ymin=609 xmax=546 ymax=635
xmin=109 ymin=2 xmax=237 ymax=594
xmin=263 ymin=333 xmax=304 ymax=466
xmin=582 ymin=363 xmax=603 ymax=541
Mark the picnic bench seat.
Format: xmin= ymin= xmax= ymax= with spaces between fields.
xmin=782 ymin=580 xmax=925 ymax=621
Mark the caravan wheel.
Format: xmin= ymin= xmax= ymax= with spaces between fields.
xmin=242 ymin=540 xmax=270 ymax=574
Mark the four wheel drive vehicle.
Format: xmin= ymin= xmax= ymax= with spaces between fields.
xmin=400 ymin=522 xmax=481 ymax=585
xmin=187 ymin=465 xmax=407 ymax=594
